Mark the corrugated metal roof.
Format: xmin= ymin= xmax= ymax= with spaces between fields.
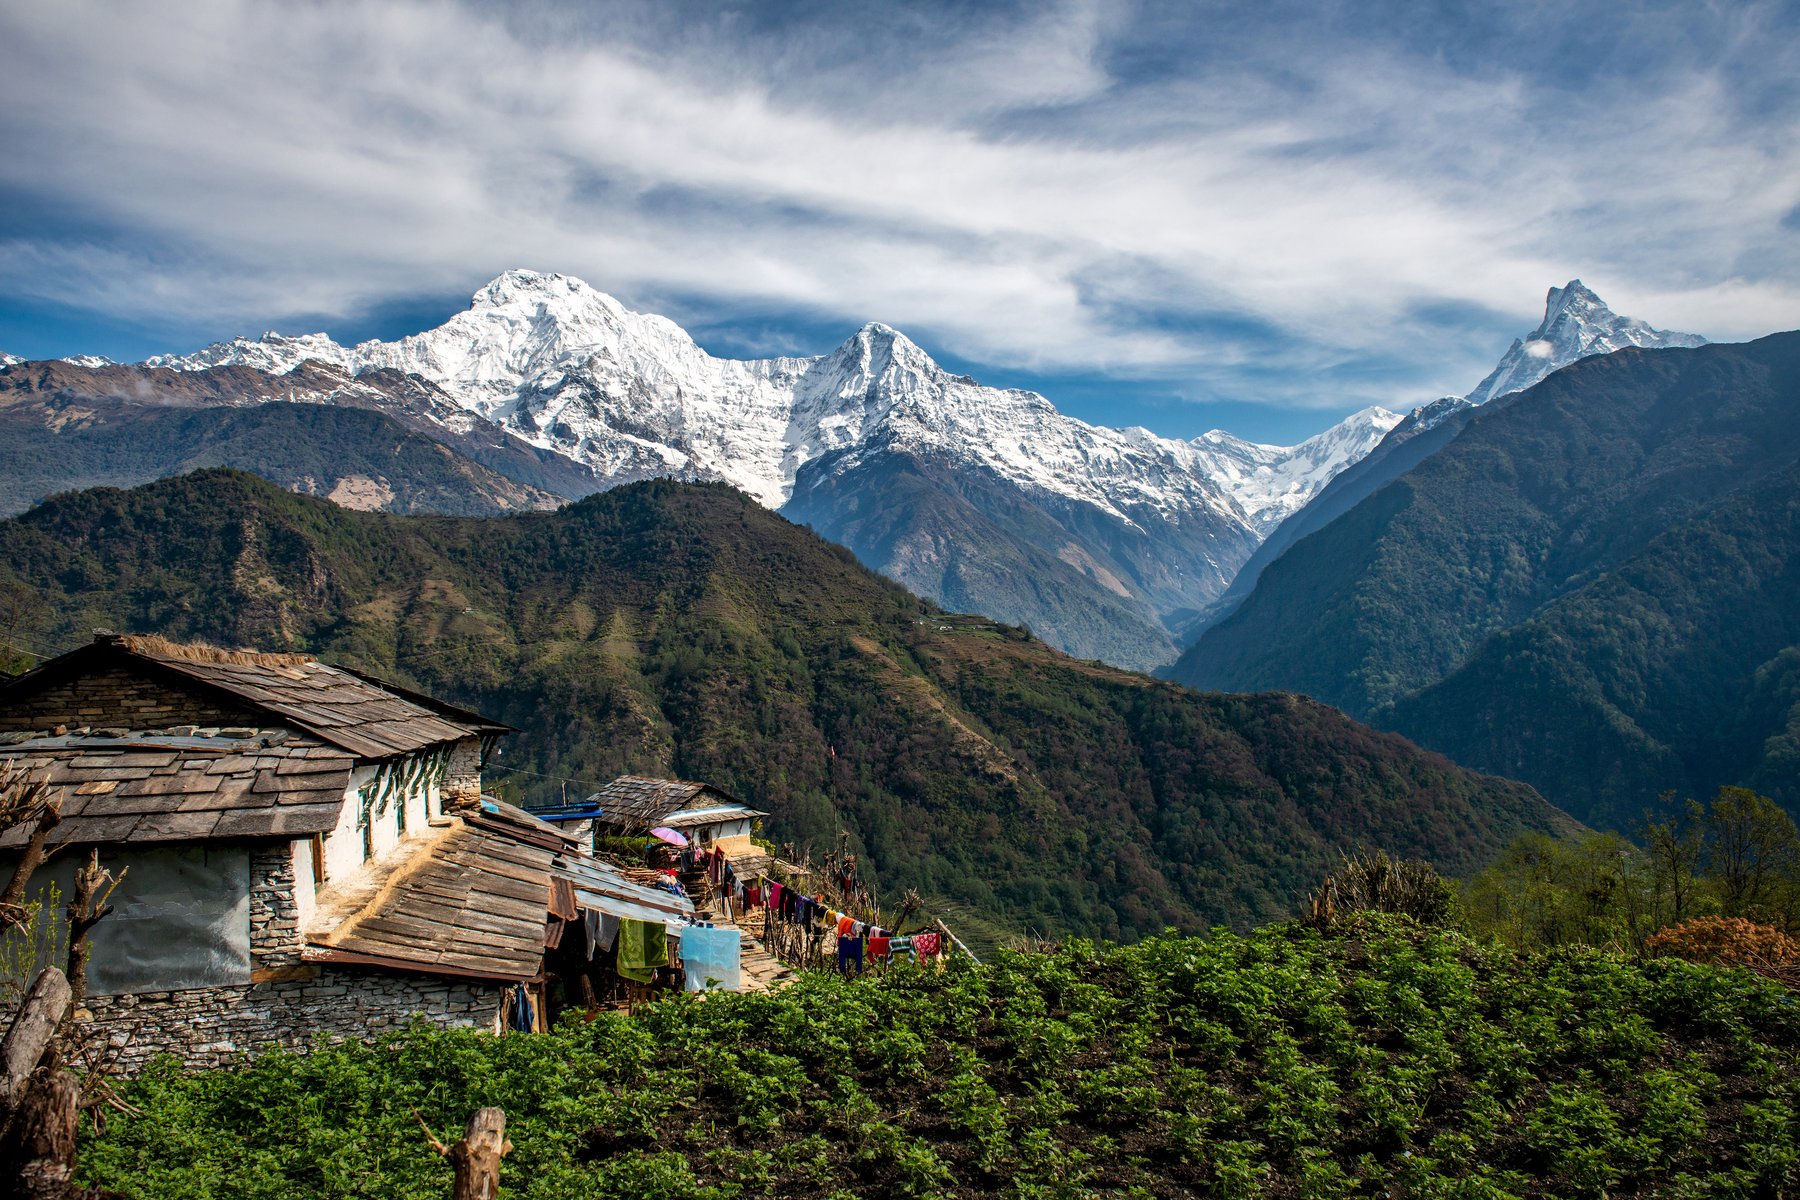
xmin=659 ymin=804 xmax=767 ymax=828
xmin=552 ymin=852 xmax=696 ymax=926
xmin=0 ymin=732 xmax=351 ymax=847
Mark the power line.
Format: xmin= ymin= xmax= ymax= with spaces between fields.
xmin=483 ymin=761 xmax=619 ymax=792
xmin=0 ymin=632 xmax=73 ymax=663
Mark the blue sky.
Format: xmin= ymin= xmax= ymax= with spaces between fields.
xmin=2 ymin=1 xmax=1796 ymax=444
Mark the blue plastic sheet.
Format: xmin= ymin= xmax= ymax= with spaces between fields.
xmin=679 ymin=924 xmax=741 ymax=992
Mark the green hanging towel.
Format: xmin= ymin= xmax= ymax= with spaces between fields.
xmin=617 ymin=918 xmax=669 ymax=984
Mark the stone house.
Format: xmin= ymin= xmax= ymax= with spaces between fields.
xmin=0 ymin=633 xmax=564 ymax=1070
xmin=590 ymin=775 xmax=767 ymax=854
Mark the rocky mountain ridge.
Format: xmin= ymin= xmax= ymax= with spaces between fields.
xmin=132 ymin=269 xmax=1398 ymax=666
xmin=1176 ymin=280 xmax=1709 ymax=641
xmin=146 ymin=270 xmax=1394 ymax=528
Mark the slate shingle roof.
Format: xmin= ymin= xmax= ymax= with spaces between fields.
xmin=0 ymin=635 xmax=509 ymax=761
xmin=0 ymin=730 xmax=352 ymax=847
xmin=112 ymin=639 xmax=504 ymax=758
xmin=589 ymin=775 xmax=761 ymax=829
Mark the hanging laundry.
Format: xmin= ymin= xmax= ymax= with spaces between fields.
xmin=888 ymin=936 xmax=916 ymax=963
xmin=913 ymin=931 xmax=943 ymax=958
xmin=867 ymin=935 xmax=891 ymax=960
xmin=836 ymin=934 xmax=864 ymax=974
xmin=617 ymin=918 xmax=669 ymax=984
xmin=595 ymin=911 xmax=620 ymax=952
xmin=680 ymin=924 xmax=742 ymax=992
xmin=506 ymin=983 xmax=535 ymax=1032
xmin=836 ymin=913 xmax=855 ymax=938
xmin=583 ymin=909 xmax=605 ymax=959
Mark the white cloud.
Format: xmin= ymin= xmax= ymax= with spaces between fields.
xmin=1 ymin=0 xmax=1796 ymax=413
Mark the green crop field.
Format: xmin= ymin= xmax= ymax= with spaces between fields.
xmin=81 ymin=920 xmax=1800 ymax=1199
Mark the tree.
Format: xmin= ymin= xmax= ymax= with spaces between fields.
xmin=1642 ymin=795 xmax=1706 ymax=927
xmin=1705 ymin=787 xmax=1800 ymax=930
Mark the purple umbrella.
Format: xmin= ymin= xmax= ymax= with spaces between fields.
xmin=649 ymin=826 xmax=689 ymax=846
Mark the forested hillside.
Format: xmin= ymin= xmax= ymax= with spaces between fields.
xmin=0 ymin=470 xmax=1567 ymax=940
xmin=1172 ymin=333 xmax=1800 ymax=831
xmin=0 ymin=397 xmax=563 ymax=517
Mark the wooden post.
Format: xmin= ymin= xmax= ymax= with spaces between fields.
xmin=0 ymin=969 xmax=70 ymax=1117
xmin=450 ymin=1108 xmax=511 ymax=1200
xmin=935 ymin=918 xmax=980 ymax=965
xmin=0 ymin=968 xmax=83 ymax=1199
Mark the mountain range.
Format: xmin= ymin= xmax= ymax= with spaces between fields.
xmin=6 ymin=271 xmax=1411 ymax=668
xmin=1172 ymin=331 xmax=1800 ymax=832
xmin=1184 ymin=281 xmax=1709 ymax=637
xmin=0 ymin=469 xmax=1570 ymax=940
xmin=1 ymin=272 xmax=1702 ymax=672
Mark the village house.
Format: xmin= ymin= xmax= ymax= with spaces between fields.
xmin=589 ymin=775 xmax=767 ymax=854
xmin=0 ymin=633 xmax=694 ymax=1070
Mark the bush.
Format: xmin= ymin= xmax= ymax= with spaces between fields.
xmin=1644 ymin=917 xmax=1800 ymax=966
xmin=1301 ymin=850 xmax=1461 ymax=933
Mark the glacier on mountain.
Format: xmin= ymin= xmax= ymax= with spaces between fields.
xmin=146 ymin=269 xmax=1391 ymax=535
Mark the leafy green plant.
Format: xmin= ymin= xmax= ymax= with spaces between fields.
xmin=73 ymin=924 xmax=1800 ymax=1199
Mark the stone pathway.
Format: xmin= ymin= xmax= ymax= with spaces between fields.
xmin=735 ymin=919 xmax=794 ymax=991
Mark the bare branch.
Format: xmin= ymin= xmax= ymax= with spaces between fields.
xmin=0 ymin=770 xmax=60 ymax=935
xmin=414 ymin=1108 xmax=451 ymax=1158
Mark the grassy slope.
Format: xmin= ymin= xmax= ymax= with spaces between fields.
xmin=0 ymin=470 xmax=1567 ymax=939
xmin=80 ymin=923 xmax=1800 ymax=1200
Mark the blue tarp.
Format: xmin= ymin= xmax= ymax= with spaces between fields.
xmin=678 ymin=924 xmax=741 ymax=992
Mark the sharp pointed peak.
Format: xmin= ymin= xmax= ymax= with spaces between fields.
xmin=835 ymin=320 xmax=937 ymax=366
xmin=1542 ymin=278 xmax=1608 ymax=320
xmin=853 ymin=320 xmax=913 ymax=344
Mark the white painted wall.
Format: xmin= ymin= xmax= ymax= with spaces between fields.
xmin=290 ymin=836 xmax=318 ymax=929
xmin=318 ymin=755 xmax=447 ymax=883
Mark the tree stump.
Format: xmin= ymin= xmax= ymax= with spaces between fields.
xmin=449 ymin=1107 xmax=511 ymax=1200
xmin=6 ymin=1069 xmax=81 ymax=1200
xmin=1 ymin=969 xmax=70 ymax=1115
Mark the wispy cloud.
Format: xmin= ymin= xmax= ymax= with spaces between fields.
xmin=1 ymin=0 xmax=1796 ymax=426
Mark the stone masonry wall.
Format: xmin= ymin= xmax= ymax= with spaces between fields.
xmin=0 ymin=669 xmax=263 ymax=733
xmin=441 ymin=736 xmax=484 ymax=812
xmin=249 ymin=843 xmax=303 ymax=969
xmin=82 ymin=968 xmax=502 ymax=1072
xmin=72 ymin=840 xmax=504 ymax=1073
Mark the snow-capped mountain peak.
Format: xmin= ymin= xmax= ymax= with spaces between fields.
xmin=139 ymin=269 xmax=1403 ymax=534
xmin=1189 ymin=405 xmax=1402 ymax=533
xmin=1464 ymin=279 xmax=1705 ymax=407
